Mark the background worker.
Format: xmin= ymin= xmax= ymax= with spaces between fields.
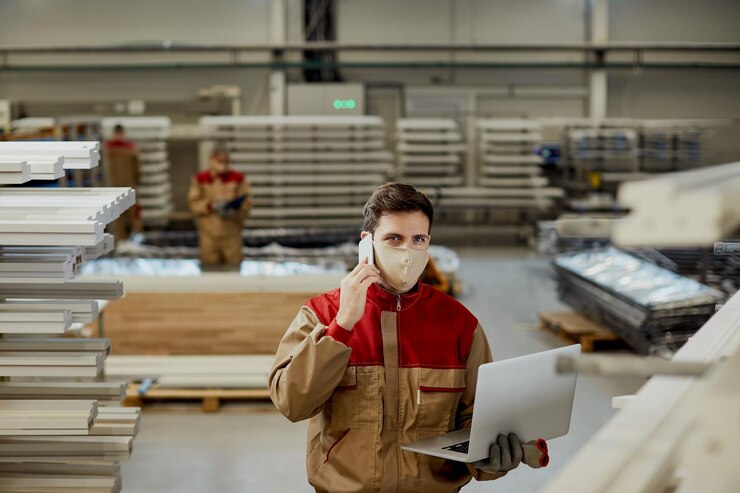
xmin=105 ymin=124 xmax=141 ymax=240
xmin=188 ymin=143 xmax=253 ymax=268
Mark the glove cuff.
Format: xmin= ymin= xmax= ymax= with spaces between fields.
xmin=536 ymin=438 xmax=549 ymax=467
xmin=522 ymin=438 xmax=549 ymax=468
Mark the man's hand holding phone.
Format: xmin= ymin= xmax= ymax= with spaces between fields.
xmin=335 ymin=257 xmax=381 ymax=331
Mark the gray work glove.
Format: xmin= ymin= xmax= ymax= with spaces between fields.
xmin=212 ymin=200 xmax=235 ymax=218
xmin=473 ymin=433 xmax=549 ymax=474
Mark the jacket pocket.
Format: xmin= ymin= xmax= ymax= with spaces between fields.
xmin=331 ymin=367 xmax=380 ymax=430
xmin=417 ymin=368 xmax=466 ymax=431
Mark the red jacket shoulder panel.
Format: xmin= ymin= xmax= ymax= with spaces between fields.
xmin=195 ymin=170 xmax=213 ymax=184
xmin=106 ymin=139 xmax=136 ymax=151
xmin=398 ymin=288 xmax=480 ymax=369
xmin=223 ymin=170 xmax=244 ymax=183
xmin=305 ymin=289 xmax=341 ymax=326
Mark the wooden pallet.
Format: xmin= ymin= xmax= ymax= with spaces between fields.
xmin=538 ymin=311 xmax=627 ymax=352
xmin=123 ymin=383 xmax=270 ymax=412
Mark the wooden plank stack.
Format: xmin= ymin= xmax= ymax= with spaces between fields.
xmin=89 ymin=291 xmax=316 ymax=356
xmin=200 ymin=115 xmax=393 ymax=228
xmin=0 ymin=141 xmax=139 ymax=493
xmin=102 ymin=117 xmax=172 ymax=227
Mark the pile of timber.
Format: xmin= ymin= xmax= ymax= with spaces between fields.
xmin=89 ymin=292 xmax=317 ymax=355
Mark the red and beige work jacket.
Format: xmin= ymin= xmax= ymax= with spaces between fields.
xmin=269 ymin=281 xmax=504 ymax=492
xmin=187 ymin=169 xmax=252 ymax=238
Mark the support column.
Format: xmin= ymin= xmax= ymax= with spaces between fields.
xmin=589 ymin=0 xmax=608 ymax=119
xmin=270 ymin=0 xmax=287 ymax=115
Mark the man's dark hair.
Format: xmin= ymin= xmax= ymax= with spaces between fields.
xmin=362 ymin=183 xmax=434 ymax=233
xmin=113 ymin=124 xmax=125 ymax=133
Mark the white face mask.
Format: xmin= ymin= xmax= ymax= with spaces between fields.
xmin=373 ymin=242 xmax=429 ymax=292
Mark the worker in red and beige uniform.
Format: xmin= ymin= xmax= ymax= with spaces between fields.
xmin=105 ymin=124 xmax=141 ymax=240
xmin=187 ymin=144 xmax=252 ymax=268
xmin=269 ymin=183 xmax=548 ymax=492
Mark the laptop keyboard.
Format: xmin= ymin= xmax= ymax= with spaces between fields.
xmin=442 ymin=441 xmax=469 ymax=454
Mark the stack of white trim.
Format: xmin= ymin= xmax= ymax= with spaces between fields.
xmin=102 ymin=117 xmax=172 ymax=226
xmin=0 ymin=141 xmax=138 ymax=493
xmin=396 ymin=119 xmax=465 ymax=187
xmin=614 ymin=161 xmax=740 ymax=247
xmin=0 ymin=141 xmax=100 ymax=172
xmin=471 ymin=119 xmax=562 ymax=209
xmin=201 ymin=116 xmax=393 ymax=228
xmin=105 ymin=355 xmax=273 ymax=389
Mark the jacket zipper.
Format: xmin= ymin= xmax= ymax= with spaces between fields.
xmin=396 ymin=294 xmax=401 ymax=311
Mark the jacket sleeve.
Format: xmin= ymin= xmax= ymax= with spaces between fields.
xmin=133 ymin=152 xmax=141 ymax=187
xmin=187 ymin=177 xmax=212 ymax=217
xmin=236 ymin=176 xmax=253 ymax=221
xmin=268 ymin=305 xmax=353 ymax=423
xmin=456 ymin=325 xmax=507 ymax=482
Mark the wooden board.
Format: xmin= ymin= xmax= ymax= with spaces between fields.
xmin=89 ymin=292 xmax=317 ymax=355
xmin=538 ymin=311 xmax=627 ymax=353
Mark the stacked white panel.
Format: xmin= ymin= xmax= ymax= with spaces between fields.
xmin=474 ymin=119 xmax=562 ymax=210
xmin=0 ymin=142 xmax=138 ymax=493
xmin=102 ymin=117 xmax=172 ymax=227
xmin=396 ymin=119 xmax=465 ymax=187
xmin=200 ymin=116 xmax=393 ymax=228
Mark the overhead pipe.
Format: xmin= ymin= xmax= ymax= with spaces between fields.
xmin=0 ymin=41 xmax=739 ymax=54
xmin=1 ymin=61 xmax=739 ymax=71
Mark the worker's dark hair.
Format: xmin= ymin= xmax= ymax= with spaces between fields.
xmin=363 ymin=183 xmax=433 ymax=234
xmin=211 ymin=141 xmax=230 ymax=157
xmin=113 ymin=124 xmax=125 ymax=133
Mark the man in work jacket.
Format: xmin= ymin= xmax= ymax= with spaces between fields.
xmin=188 ymin=144 xmax=252 ymax=267
xmin=105 ymin=124 xmax=141 ymax=240
xmin=269 ymin=183 xmax=548 ymax=492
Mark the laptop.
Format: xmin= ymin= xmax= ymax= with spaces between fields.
xmin=401 ymin=344 xmax=581 ymax=462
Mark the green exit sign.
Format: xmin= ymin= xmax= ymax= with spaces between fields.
xmin=332 ymin=99 xmax=357 ymax=110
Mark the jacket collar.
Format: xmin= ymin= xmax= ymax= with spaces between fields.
xmin=367 ymin=280 xmax=425 ymax=312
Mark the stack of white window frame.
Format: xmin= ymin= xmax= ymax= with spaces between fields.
xmin=0 ymin=141 xmax=100 ymax=185
xmin=102 ymin=117 xmax=172 ymax=227
xmin=0 ymin=142 xmax=139 ymax=493
xmin=200 ymin=116 xmax=393 ymax=228
xmin=474 ymin=119 xmax=562 ymax=210
xmin=396 ymin=118 xmax=466 ymax=187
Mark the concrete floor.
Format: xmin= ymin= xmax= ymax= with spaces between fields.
xmin=121 ymin=247 xmax=645 ymax=493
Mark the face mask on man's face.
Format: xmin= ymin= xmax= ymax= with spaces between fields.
xmin=373 ymin=241 xmax=429 ymax=292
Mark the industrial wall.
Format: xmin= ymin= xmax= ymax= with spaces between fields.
xmin=1 ymin=0 xmax=739 ymax=181
xmin=1 ymin=0 xmax=739 ymax=117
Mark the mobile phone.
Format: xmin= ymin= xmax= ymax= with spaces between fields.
xmin=358 ymin=233 xmax=374 ymax=266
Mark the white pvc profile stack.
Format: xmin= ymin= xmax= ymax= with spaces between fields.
xmin=396 ymin=118 xmax=466 ymax=187
xmin=0 ymin=141 xmax=101 ymax=185
xmin=613 ymin=161 xmax=740 ymax=247
xmin=102 ymin=117 xmax=172 ymax=227
xmin=0 ymin=142 xmax=139 ymax=493
xmin=474 ymin=119 xmax=562 ymax=209
xmin=200 ymin=115 xmax=393 ymax=228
